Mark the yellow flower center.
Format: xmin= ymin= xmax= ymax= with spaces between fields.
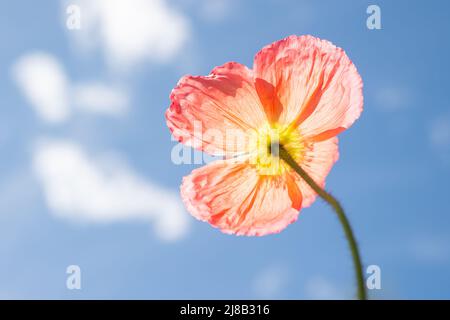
xmin=250 ymin=123 xmax=305 ymax=176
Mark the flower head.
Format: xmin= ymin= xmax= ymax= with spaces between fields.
xmin=166 ymin=35 xmax=363 ymax=236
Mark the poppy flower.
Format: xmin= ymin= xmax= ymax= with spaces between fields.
xmin=166 ymin=35 xmax=363 ymax=236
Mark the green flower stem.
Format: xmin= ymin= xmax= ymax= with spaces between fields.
xmin=279 ymin=145 xmax=367 ymax=300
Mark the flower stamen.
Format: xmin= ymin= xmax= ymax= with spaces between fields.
xmin=251 ymin=123 xmax=305 ymax=176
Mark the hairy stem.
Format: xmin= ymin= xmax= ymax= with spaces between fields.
xmin=279 ymin=145 xmax=367 ymax=300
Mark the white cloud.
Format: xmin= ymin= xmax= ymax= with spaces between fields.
xmin=66 ymin=0 xmax=191 ymax=69
xmin=304 ymin=276 xmax=344 ymax=299
xmin=72 ymin=82 xmax=129 ymax=116
xmin=430 ymin=114 xmax=450 ymax=148
xmin=198 ymin=0 xmax=233 ymax=22
xmin=374 ymin=86 xmax=412 ymax=111
xmin=32 ymin=139 xmax=190 ymax=241
xmin=252 ymin=265 xmax=288 ymax=299
xmin=409 ymin=235 xmax=450 ymax=264
xmin=429 ymin=114 xmax=450 ymax=163
xmin=12 ymin=52 xmax=70 ymax=124
xmin=12 ymin=52 xmax=132 ymax=122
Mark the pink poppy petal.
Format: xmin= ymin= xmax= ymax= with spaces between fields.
xmin=288 ymin=137 xmax=339 ymax=208
xmin=181 ymin=160 xmax=302 ymax=236
xmin=253 ymin=35 xmax=363 ymax=140
xmin=166 ymin=62 xmax=267 ymax=156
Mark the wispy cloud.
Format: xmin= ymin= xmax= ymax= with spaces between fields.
xmin=374 ymin=86 xmax=412 ymax=111
xmin=252 ymin=264 xmax=289 ymax=299
xmin=65 ymin=0 xmax=191 ymax=70
xmin=32 ymin=139 xmax=190 ymax=242
xmin=12 ymin=52 xmax=130 ymax=122
xmin=72 ymin=82 xmax=129 ymax=116
xmin=11 ymin=52 xmax=70 ymax=124
xmin=429 ymin=113 xmax=450 ymax=164
xmin=430 ymin=113 xmax=450 ymax=153
xmin=197 ymin=0 xmax=234 ymax=22
xmin=304 ymin=276 xmax=345 ymax=299
xmin=409 ymin=234 xmax=450 ymax=265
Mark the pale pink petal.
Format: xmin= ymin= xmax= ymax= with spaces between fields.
xmin=181 ymin=160 xmax=302 ymax=236
xmin=253 ymin=35 xmax=363 ymax=140
xmin=166 ymin=62 xmax=267 ymax=156
xmin=288 ymin=137 xmax=339 ymax=207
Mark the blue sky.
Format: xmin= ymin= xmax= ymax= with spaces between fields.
xmin=1 ymin=0 xmax=450 ymax=299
